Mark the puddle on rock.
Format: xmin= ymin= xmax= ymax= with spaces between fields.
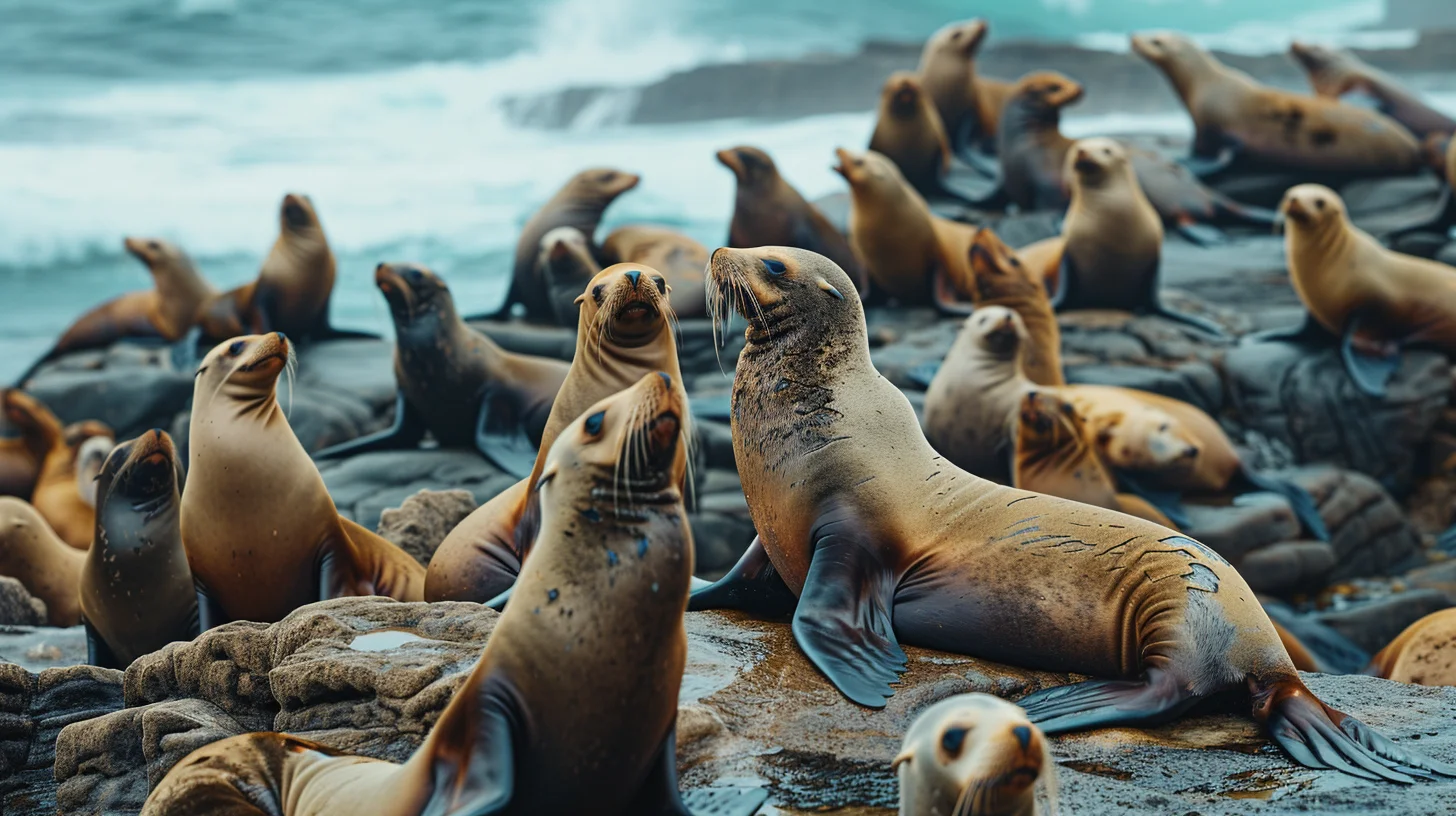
xmin=1059 ymin=760 xmax=1134 ymax=781
xmin=348 ymin=629 xmax=443 ymax=652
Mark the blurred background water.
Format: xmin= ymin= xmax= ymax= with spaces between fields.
xmin=0 ymin=0 xmax=1436 ymax=377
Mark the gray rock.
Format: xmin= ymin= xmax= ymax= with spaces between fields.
xmin=1315 ymin=589 xmax=1454 ymax=654
xmin=1283 ymin=466 xmax=1423 ymax=579
xmin=0 ymin=664 xmax=123 ymax=816
xmin=293 ymin=338 xmax=397 ymax=412
xmin=375 ymin=489 xmax=479 ymax=566
xmin=26 ymin=365 xmax=193 ymax=441
xmin=317 ymin=449 xmax=515 ymax=525
xmin=1182 ymin=495 xmax=1299 ymax=563
xmin=0 ymin=578 xmax=46 ymax=627
xmin=1240 ymin=541 xmax=1338 ymax=594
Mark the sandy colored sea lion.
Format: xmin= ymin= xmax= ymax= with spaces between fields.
xmin=869 ymin=71 xmax=956 ymax=200
xmin=1289 ymin=41 xmax=1456 ymax=140
xmin=427 ymin=263 xmax=689 ymax=604
xmin=895 ymin=694 xmax=1055 ymax=816
xmin=535 ymin=226 xmax=602 ymax=327
xmin=1131 ymin=31 xmax=1421 ymax=177
xmin=718 ymin=145 xmax=865 ymax=291
xmin=0 ymin=497 xmax=82 ymax=626
xmin=917 ymin=18 xmax=1013 ymax=153
xmin=959 ymin=227 xmax=1063 ymax=386
xmin=925 ymin=307 xmax=1032 ymax=484
xmin=80 ymin=430 xmax=198 ymax=669
xmin=3 ymin=390 xmax=112 ymax=549
xmin=183 ymin=333 xmax=424 ymax=626
xmin=692 ymin=245 xmax=1453 ymax=783
xmin=494 ymin=167 xmax=641 ymax=321
xmin=312 ymin=263 xmax=569 ymax=477
xmin=599 ymin=225 xmax=708 ymax=318
xmin=1366 ymin=608 xmax=1456 ymax=686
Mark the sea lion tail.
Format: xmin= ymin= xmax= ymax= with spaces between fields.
xmin=1248 ymin=671 xmax=1456 ymax=782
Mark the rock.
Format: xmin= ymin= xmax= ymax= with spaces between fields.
xmin=25 ymin=365 xmax=193 ymax=441
xmin=375 ymin=489 xmax=479 ymax=567
xmin=1261 ymin=601 xmax=1371 ymax=675
xmin=1315 ymin=589 xmax=1454 ymax=654
xmin=317 ymin=449 xmax=515 ymax=525
xmin=1404 ymin=558 xmax=1456 ymax=604
xmin=0 ymin=578 xmax=46 ymax=627
xmin=1223 ymin=340 xmax=1451 ymax=496
xmin=1283 ymin=466 xmax=1424 ymax=579
xmin=293 ymin=338 xmax=397 ymax=412
xmin=1182 ymin=496 xmax=1299 ymax=563
xmin=0 ymin=664 xmax=124 ymax=816
xmin=1239 ymin=541 xmax=1337 ymax=594
xmin=1065 ymin=359 xmax=1224 ymax=417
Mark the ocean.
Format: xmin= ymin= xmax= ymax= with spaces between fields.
xmin=0 ymin=0 xmax=1435 ymax=380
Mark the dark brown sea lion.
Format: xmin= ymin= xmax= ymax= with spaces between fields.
xmin=869 ymin=71 xmax=956 ymax=201
xmin=916 ymin=19 xmax=1013 ymax=153
xmin=599 ymin=225 xmax=708 ymax=318
xmin=3 ymin=390 xmax=112 ymax=549
xmin=535 ymin=226 xmax=602 ymax=327
xmin=691 ymin=244 xmax=1454 ymax=783
xmin=1289 ymin=41 xmax=1456 ymax=140
xmin=0 ymin=497 xmax=83 ymax=626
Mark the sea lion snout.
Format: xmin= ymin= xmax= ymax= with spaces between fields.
xmin=280 ymin=193 xmax=315 ymax=231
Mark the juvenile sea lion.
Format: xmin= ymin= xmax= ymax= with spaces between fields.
xmin=599 ymin=225 xmax=708 ymax=318
xmin=917 ymin=19 xmax=1013 ymax=153
xmin=1131 ymin=31 xmax=1422 ymax=178
xmin=3 ymin=390 xmax=112 ymax=549
xmin=718 ymin=145 xmax=866 ymax=291
xmin=894 ymin=694 xmax=1055 ymax=816
xmin=0 ymin=497 xmax=82 ymax=626
xmin=80 ymin=430 xmax=198 ymax=670
xmin=869 ymin=72 xmax=956 ymax=201
xmin=1366 ymin=608 xmax=1456 ymax=686
xmin=925 ymin=307 xmax=1032 ymax=484
xmin=493 ymin=167 xmax=641 ymax=321
xmin=960 ymin=227 xmax=1063 ymax=386
xmin=427 ymin=263 xmax=689 ymax=604
xmin=536 ymin=226 xmax=602 ymax=327
xmin=692 ymin=245 xmax=1454 ymax=782
xmin=312 ymin=263 xmax=569 ymax=477
xmin=1269 ymin=184 xmax=1456 ymax=397
xmin=144 ymin=373 xmax=765 ymax=816
xmin=1289 ymin=41 xmax=1456 ymax=140
xmin=184 ymin=333 xmax=425 ymax=626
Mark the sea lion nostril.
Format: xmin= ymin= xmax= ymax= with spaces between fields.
xmin=626 ymin=269 xmax=641 ymax=288
xmin=657 ymin=372 xmax=671 ymax=388
xmin=1013 ymin=725 xmax=1032 ymax=750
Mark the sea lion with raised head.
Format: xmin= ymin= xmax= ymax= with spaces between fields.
xmin=0 ymin=401 xmax=46 ymax=499
xmin=959 ymin=227 xmax=1063 ymax=386
xmin=1289 ymin=41 xmax=1456 ymax=140
xmin=1365 ymin=608 xmax=1456 ymax=686
xmin=3 ymin=390 xmax=113 ymax=549
xmin=311 ymin=263 xmax=569 ymax=477
xmin=917 ymin=19 xmax=1013 ymax=154
xmin=492 ymin=167 xmax=641 ymax=321
xmin=894 ymin=693 xmax=1055 ymax=816
xmin=1131 ymin=31 xmax=1422 ymax=178
xmin=535 ymin=226 xmax=602 ymax=327
xmin=718 ymin=145 xmax=865 ymax=291
xmin=690 ymin=245 xmax=1454 ymax=783
xmin=80 ymin=430 xmax=198 ymax=670
xmin=599 ymin=225 xmax=708 ymax=318
xmin=74 ymin=434 xmax=114 ymax=509
xmin=184 ymin=333 xmax=425 ymax=627
xmin=144 ymin=372 xmax=764 ymax=816
xmin=427 ymin=263 xmax=689 ymax=604
xmin=0 ymin=497 xmax=82 ymax=627
xmin=924 ymin=306 xmax=1033 ymax=484
xmin=869 ymin=72 xmax=957 ymax=201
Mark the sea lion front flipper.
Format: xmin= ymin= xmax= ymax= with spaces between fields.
xmin=420 ymin=676 xmax=517 ymax=816
xmin=931 ymin=268 xmax=974 ymax=316
xmin=687 ymin=536 xmax=797 ymax=616
xmin=1339 ymin=313 xmax=1401 ymax=398
xmin=1017 ymin=666 xmax=1197 ymax=733
xmin=83 ymin=618 xmax=121 ymax=670
xmin=310 ymin=324 xmax=381 ymax=342
xmin=1232 ymin=466 xmax=1330 ymax=541
xmin=475 ymin=386 xmax=539 ymax=479
xmin=313 ymin=393 xmax=427 ymax=460
xmin=1144 ymin=263 xmax=1229 ymax=339
xmin=1115 ymin=471 xmax=1191 ymax=530
xmin=195 ymin=579 xmax=227 ymax=633
xmin=792 ymin=512 xmax=907 ymax=708
xmin=483 ymin=585 xmax=513 ymax=612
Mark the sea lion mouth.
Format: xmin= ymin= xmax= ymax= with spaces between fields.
xmin=122 ymin=237 xmax=155 ymax=266
xmin=282 ymin=195 xmax=313 ymax=230
xmin=618 ymin=299 xmax=655 ymax=321
xmin=374 ymin=264 xmax=422 ymax=321
xmin=715 ymin=148 xmax=743 ymax=177
xmin=1072 ymin=154 xmax=1102 ymax=175
xmin=831 ymin=148 xmax=854 ymax=180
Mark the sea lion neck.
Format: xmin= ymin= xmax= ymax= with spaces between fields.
xmin=1001 ymin=96 xmax=1061 ymax=137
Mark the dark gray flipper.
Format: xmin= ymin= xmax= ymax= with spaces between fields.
xmin=313 ymin=393 xmax=427 ymax=460
xmin=309 ymin=325 xmax=381 ymax=342
xmin=475 ymin=385 xmax=540 ymax=479
xmin=1340 ymin=314 xmax=1401 ymax=398
xmin=169 ymin=326 xmax=203 ymax=373
xmin=195 ymin=580 xmax=226 ymax=633
xmin=1213 ymin=197 xmax=1280 ymax=227
xmin=83 ymin=618 xmax=122 ymax=671
xmin=1115 ymin=471 xmax=1191 ymax=530
xmin=791 ymin=506 xmax=907 ymax=708
xmin=419 ymin=676 xmax=517 ymax=816
xmin=1018 ymin=667 xmax=1197 ymax=733
xmin=484 ymin=585 xmax=513 ymax=612
xmin=1246 ymin=311 xmax=1333 ymax=345
xmin=688 ymin=537 xmax=797 ymax=617
xmin=1173 ymin=221 xmax=1228 ymax=247
xmin=1179 ymin=144 xmax=1239 ymax=179
xmin=1233 ymin=467 xmax=1329 ymax=541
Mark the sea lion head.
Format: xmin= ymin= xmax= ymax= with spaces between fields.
xmin=1019 ymin=390 xmax=1082 ymax=452
xmin=1066 ymin=138 xmax=1131 ymax=190
xmin=1010 ymin=71 xmax=1084 ymax=115
xmin=1279 ymin=184 xmax=1346 ymax=236
xmin=967 ymin=228 xmax=1039 ymax=303
xmin=193 ymin=333 xmax=295 ymax=405
xmin=538 ymin=226 xmax=596 ymax=274
xmin=894 ymin=694 xmax=1055 ymax=816
xmin=1096 ymin=406 xmax=1201 ymax=474
xmin=375 ymin=262 xmax=454 ymax=330
xmin=1129 ymin=30 xmax=1200 ymax=69
xmin=538 ymin=370 xmax=687 ymax=502
xmin=279 ymin=193 xmax=322 ymax=236
xmin=707 ymin=246 xmax=859 ymax=345
xmin=716 ymin=146 xmax=779 ymax=189
xmin=97 ymin=430 xmax=183 ymax=533
xmin=833 ymin=148 xmax=909 ymax=195
xmin=926 ymin=18 xmax=989 ymax=59
xmin=962 ymin=305 xmax=1027 ymax=362
xmin=1 ymin=390 xmax=60 ymax=441
xmin=576 ymin=262 xmax=673 ymax=348
xmin=564 ymin=168 xmax=641 ymax=204
xmin=881 ymin=71 xmax=928 ymax=119
xmin=123 ymin=237 xmax=197 ymax=280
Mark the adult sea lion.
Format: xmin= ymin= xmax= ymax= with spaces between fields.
xmin=924 ymin=307 xmax=1032 ymax=484
xmin=427 ymin=263 xmax=689 ymax=604
xmin=492 ymin=167 xmax=641 ymax=321
xmin=869 ymin=72 xmax=956 ymax=201
xmin=15 ymin=236 xmax=215 ymax=387
xmin=312 ymin=263 xmax=569 ymax=478
xmin=1365 ymin=608 xmax=1456 ymax=687
xmin=1289 ymin=41 xmax=1456 ymax=140
xmin=718 ymin=145 xmax=865 ymax=291
xmin=916 ymin=18 xmax=1013 ymax=154
xmin=3 ymin=390 xmax=112 ymax=549
xmin=894 ymin=694 xmax=1055 ymax=816
xmin=599 ymin=225 xmax=708 ymax=318
xmin=535 ymin=226 xmax=602 ymax=327
xmin=0 ymin=497 xmax=82 ymax=626
xmin=0 ymin=404 xmax=46 ymax=499
xmin=184 ymin=333 xmax=425 ymax=626
xmin=1130 ymin=31 xmax=1422 ymax=178
xmin=144 ymin=373 xmax=764 ymax=816
xmin=691 ymin=245 xmax=1453 ymax=782
xmin=80 ymin=430 xmax=198 ymax=670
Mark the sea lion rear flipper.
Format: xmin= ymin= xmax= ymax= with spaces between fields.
xmin=83 ymin=618 xmax=121 ymax=671
xmin=483 ymin=585 xmax=513 ymax=612
xmin=1179 ymin=143 xmax=1239 ymax=179
xmin=931 ymin=268 xmax=974 ymax=316
xmin=1246 ymin=311 xmax=1335 ymax=345
xmin=421 ymin=676 xmax=517 ymax=815
xmin=1115 ymin=471 xmax=1191 ymax=530
xmin=195 ymin=579 xmax=227 ymax=633
xmin=1172 ymin=220 xmax=1228 ymax=247
xmin=687 ymin=536 xmax=797 ymax=616
xmin=1340 ymin=313 xmax=1401 ymax=398
xmin=1049 ymin=254 xmax=1076 ymax=309
xmin=475 ymin=387 xmax=539 ymax=479
xmin=1017 ymin=667 xmax=1196 ymax=733
xmin=313 ymin=393 xmax=427 ymax=460
xmin=792 ymin=512 xmax=907 ymax=708
xmin=1232 ymin=466 xmax=1330 ymax=541
xmin=1144 ymin=264 xmax=1229 ymax=339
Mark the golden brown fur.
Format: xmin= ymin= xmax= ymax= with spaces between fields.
xmin=0 ymin=496 xmax=83 ymax=626
xmin=3 ymin=390 xmax=112 ymax=549
xmin=916 ymin=19 xmax=1013 ymax=148
xmin=869 ymin=72 xmax=953 ymax=199
xmin=599 ymin=225 xmax=708 ymax=318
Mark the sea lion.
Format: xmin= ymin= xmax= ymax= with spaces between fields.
xmin=427 ymin=263 xmax=689 ymax=604
xmin=924 ymin=307 xmax=1032 ymax=484
xmin=536 ymin=226 xmax=602 ymax=327
xmin=1014 ymin=389 xmax=1175 ymax=528
xmin=74 ymin=434 xmax=114 ymax=509
xmin=1269 ymin=184 xmax=1456 ymax=397
xmin=718 ymin=145 xmax=866 ymax=291
xmin=894 ymin=694 xmax=1055 ymax=816
xmin=959 ymin=227 xmax=1063 ymax=386
xmin=916 ymin=19 xmax=1013 ymax=154
xmin=869 ymin=72 xmax=956 ymax=201
xmin=144 ymin=372 xmax=764 ymax=816
xmin=14 ymin=236 xmax=214 ymax=387
xmin=3 ymin=390 xmax=113 ymax=549
xmin=183 ymin=333 xmax=425 ymax=626
xmin=599 ymin=225 xmax=708 ymax=318
xmin=0 ymin=497 xmax=82 ymax=626
xmin=80 ymin=430 xmax=198 ymax=670
xmin=691 ymin=245 xmax=1454 ymax=783
xmin=1130 ymin=31 xmax=1422 ymax=178
xmin=311 ymin=263 xmax=569 ymax=477
xmin=0 ymin=404 xmax=46 ymax=499
xmin=833 ymin=147 xmax=968 ymax=310
xmin=493 ymin=167 xmax=641 ymax=321
xmin=1289 ymin=41 xmax=1456 ymax=140
xmin=1366 ymin=608 xmax=1456 ymax=686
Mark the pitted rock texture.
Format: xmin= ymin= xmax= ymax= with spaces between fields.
xmin=0 ymin=578 xmax=47 ymax=627
xmin=0 ymin=663 xmax=123 ymax=815
xmin=374 ymin=489 xmax=480 ymax=566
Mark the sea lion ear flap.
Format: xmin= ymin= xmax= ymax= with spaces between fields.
xmin=573 ymin=293 xmax=587 ymax=306
xmin=890 ymin=748 xmax=914 ymax=772
xmin=817 ymin=279 xmax=845 ymax=301
xmin=421 ymin=677 xmax=517 ymax=816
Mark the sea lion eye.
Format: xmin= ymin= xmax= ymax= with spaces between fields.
xmin=941 ymin=727 xmax=968 ymax=757
xmin=652 ymin=275 xmax=667 ymax=294
xmin=763 ymin=258 xmax=787 ymax=276
xmin=405 ymin=268 xmax=425 ymax=284
xmin=600 ymin=172 xmax=617 ymax=182
xmin=584 ymin=411 xmax=605 ymax=436
xmin=147 ymin=241 xmax=160 ymax=251
xmin=1315 ymin=199 xmax=1326 ymax=210
xmin=228 ymin=340 xmax=246 ymax=356
xmin=1159 ymin=423 xmax=1170 ymax=432
xmin=592 ymin=284 xmax=606 ymax=304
